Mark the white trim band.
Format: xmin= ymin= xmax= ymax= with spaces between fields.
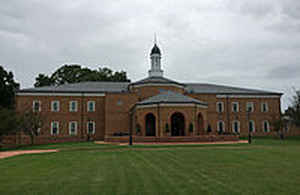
xmin=216 ymin=95 xmax=280 ymax=98
xmin=132 ymin=83 xmax=185 ymax=89
xmin=17 ymin=92 xmax=105 ymax=97
xmin=136 ymin=103 xmax=208 ymax=109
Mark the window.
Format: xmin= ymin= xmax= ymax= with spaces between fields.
xmin=69 ymin=121 xmax=78 ymax=135
xmin=263 ymin=120 xmax=270 ymax=132
xmin=51 ymin=121 xmax=59 ymax=135
xmin=69 ymin=101 xmax=78 ymax=112
xmin=261 ymin=102 xmax=268 ymax=112
xmin=33 ymin=100 xmax=41 ymax=112
xmin=87 ymin=101 xmax=95 ymax=112
xmin=246 ymin=102 xmax=254 ymax=112
xmin=232 ymin=102 xmax=239 ymax=112
xmin=87 ymin=121 xmax=95 ymax=134
xmin=51 ymin=101 xmax=60 ymax=112
xmin=249 ymin=120 xmax=255 ymax=132
xmin=232 ymin=120 xmax=240 ymax=134
xmin=217 ymin=121 xmax=225 ymax=133
xmin=216 ymin=102 xmax=224 ymax=112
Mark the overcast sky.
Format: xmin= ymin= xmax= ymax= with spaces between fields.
xmin=1 ymin=0 xmax=300 ymax=110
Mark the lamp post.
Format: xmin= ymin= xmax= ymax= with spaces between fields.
xmin=247 ymin=109 xmax=252 ymax=144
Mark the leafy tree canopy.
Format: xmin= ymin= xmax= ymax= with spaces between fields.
xmin=34 ymin=64 xmax=130 ymax=87
xmin=285 ymin=90 xmax=300 ymax=127
xmin=0 ymin=66 xmax=20 ymax=109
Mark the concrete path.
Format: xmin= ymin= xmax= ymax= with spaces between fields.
xmin=0 ymin=149 xmax=58 ymax=159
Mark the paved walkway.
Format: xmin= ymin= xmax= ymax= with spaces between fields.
xmin=96 ymin=140 xmax=248 ymax=145
xmin=0 ymin=149 xmax=58 ymax=159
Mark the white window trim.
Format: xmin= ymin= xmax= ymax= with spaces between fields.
xmin=246 ymin=102 xmax=254 ymax=112
xmin=262 ymin=120 xmax=270 ymax=132
xmin=232 ymin=120 xmax=240 ymax=133
xmin=216 ymin=102 xmax=224 ymax=113
xmin=232 ymin=102 xmax=239 ymax=112
xmin=87 ymin=121 xmax=95 ymax=134
xmin=51 ymin=121 xmax=59 ymax=135
xmin=249 ymin=120 xmax=255 ymax=132
xmin=33 ymin=100 xmax=41 ymax=112
xmin=217 ymin=120 xmax=225 ymax=132
xmin=87 ymin=101 xmax=95 ymax=112
xmin=69 ymin=121 xmax=78 ymax=135
xmin=261 ymin=102 xmax=269 ymax=112
xmin=51 ymin=101 xmax=60 ymax=112
xmin=69 ymin=101 xmax=78 ymax=112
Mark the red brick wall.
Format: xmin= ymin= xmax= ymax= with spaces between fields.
xmin=16 ymin=95 xmax=105 ymax=140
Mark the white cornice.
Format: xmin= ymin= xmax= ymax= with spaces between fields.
xmin=132 ymin=83 xmax=185 ymax=89
xmin=136 ymin=103 xmax=208 ymax=109
xmin=16 ymin=92 xmax=105 ymax=97
xmin=216 ymin=95 xmax=281 ymax=98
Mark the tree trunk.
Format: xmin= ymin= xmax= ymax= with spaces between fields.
xmin=30 ymin=135 xmax=34 ymax=145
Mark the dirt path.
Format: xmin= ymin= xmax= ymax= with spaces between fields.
xmin=0 ymin=149 xmax=58 ymax=159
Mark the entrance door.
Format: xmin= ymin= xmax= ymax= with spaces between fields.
xmin=145 ymin=113 xmax=156 ymax=136
xmin=171 ymin=112 xmax=185 ymax=136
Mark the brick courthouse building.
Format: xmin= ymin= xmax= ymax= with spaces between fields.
xmin=15 ymin=43 xmax=283 ymax=144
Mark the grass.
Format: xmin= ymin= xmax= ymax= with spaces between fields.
xmin=0 ymin=137 xmax=300 ymax=195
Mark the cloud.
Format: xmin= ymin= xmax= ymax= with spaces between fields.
xmin=0 ymin=0 xmax=300 ymax=111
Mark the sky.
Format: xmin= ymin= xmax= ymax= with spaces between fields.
xmin=1 ymin=0 xmax=300 ymax=110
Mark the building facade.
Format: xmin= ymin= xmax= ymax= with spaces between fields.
xmin=15 ymin=43 xmax=283 ymax=144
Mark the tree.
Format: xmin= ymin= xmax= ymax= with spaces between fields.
xmin=34 ymin=64 xmax=130 ymax=87
xmin=34 ymin=74 xmax=55 ymax=87
xmin=286 ymin=90 xmax=300 ymax=127
xmin=0 ymin=66 xmax=20 ymax=109
xmin=0 ymin=107 xmax=19 ymax=147
xmin=272 ymin=115 xmax=289 ymax=140
xmin=18 ymin=108 xmax=45 ymax=145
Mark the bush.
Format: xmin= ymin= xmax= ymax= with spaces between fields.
xmin=165 ymin=123 xmax=169 ymax=133
xmin=189 ymin=123 xmax=193 ymax=133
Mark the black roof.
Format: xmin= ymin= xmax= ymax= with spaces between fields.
xmin=130 ymin=76 xmax=185 ymax=87
xmin=17 ymin=80 xmax=282 ymax=95
xmin=150 ymin=44 xmax=161 ymax=55
xmin=136 ymin=91 xmax=207 ymax=106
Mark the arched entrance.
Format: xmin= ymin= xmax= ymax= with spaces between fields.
xmin=171 ymin=112 xmax=185 ymax=136
xmin=145 ymin=113 xmax=156 ymax=136
xmin=197 ymin=113 xmax=205 ymax=135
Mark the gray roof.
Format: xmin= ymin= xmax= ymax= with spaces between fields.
xmin=17 ymin=79 xmax=282 ymax=95
xmin=136 ymin=91 xmax=207 ymax=106
xmin=184 ymin=83 xmax=282 ymax=95
xmin=18 ymin=81 xmax=130 ymax=93
xmin=130 ymin=76 xmax=185 ymax=87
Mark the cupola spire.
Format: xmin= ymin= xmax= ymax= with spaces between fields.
xmin=149 ymin=35 xmax=163 ymax=77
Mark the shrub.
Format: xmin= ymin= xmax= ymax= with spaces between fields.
xmin=165 ymin=123 xmax=169 ymax=133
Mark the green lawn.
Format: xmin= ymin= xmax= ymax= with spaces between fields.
xmin=1 ymin=138 xmax=300 ymax=195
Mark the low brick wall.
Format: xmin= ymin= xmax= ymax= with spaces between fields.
xmin=1 ymin=135 xmax=91 ymax=148
xmin=104 ymin=135 xmax=239 ymax=143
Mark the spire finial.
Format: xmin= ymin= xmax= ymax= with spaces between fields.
xmin=154 ymin=33 xmax=157 ymax=45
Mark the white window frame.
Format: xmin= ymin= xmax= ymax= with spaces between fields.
xmin=263 ymin=120 xmax=270 ymax=132
xmin=87 ymin=101 xmax=95 ymax=112
xmin=217 ymin=120 xmax=225 ymax=133
xmin=232 ymin=102 xmax=239 ymax=112
xmin=261 ymin=102 xmax=268 ymax=112
xmin=69 ymin=121 xmax=78 ymax=135
xmin=69 ymin=101 xmax=78 ymax=112
xmin=51 ymin=101 xmax=60 ymax=112
xmin=51 ymin=121 xmax=59 ymax=135
xmin=249 ymin=120 xmax=255 ymax=132
xmin=232 ymin=120 xmax=240 ymax=133
xmin=216 ymin=102 xmax=224 ymax=113
xmin=33 ymin=100 xmax=41 ymax=112
xmin=87 ymin=121 xmax=95 ymax=134
xmin=246 ymin=102 xmax=254 ymax=112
